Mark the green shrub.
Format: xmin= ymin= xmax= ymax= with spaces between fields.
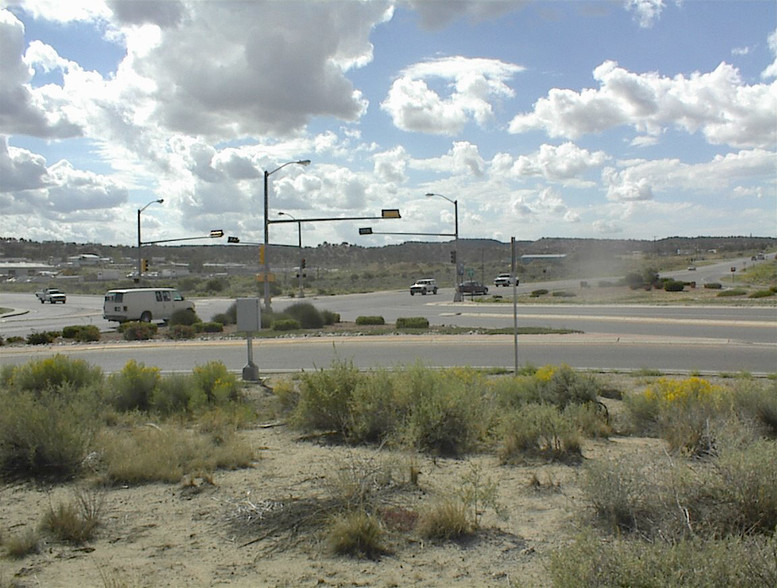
xmin=718 ymin=288 xmax=747 ymax=297
xmin=581 ymin=432 xmax=777 ymax=540
xmin=194 ymin=321 xmax=224 ymax=333
xmin=108 ymin=360 xmax=160 ymax=412
xmin=704 ymin=282 xmax=723 ymax=289
xmin=663 ymin=280 xmax=685 ymax=292
xmin=212 ymin=301 xmax=237 ymax=325
xmin=749 ymin=289 xmax=775 ymax=298
xmin=625 ymin=376 xmax=728 ymax=454
xmin=396 ymin=317 xmax=429 ymax=329
xmin=400 ymin=366 xmax=486 ymax=457
xmin=192 ymin=361 xmax=240 ymax=404
xmin=327 ymin=510 xmax=387 ymax=559
xmin=355 ymin=316 xmax=385 ymax=325
xmin=530 ymin=289 xmax=549 ymax=297
xmin=549 ymin=532 xmax=777 ymax=588
xmin=0 ymin=389 xmax=96 ymax=479
xmin=61 ymin=325 xmax=81 ymax=338
xmin=321 ymin=310 xmax=340 ymax=325
xmin=551 ymin=290 xmax=575 ymax=297
xmin=348 ymin=371 xmax=405 ymax=444
xmin=4 ymin=354 xmax=103 ymax=394
xmin=292 ymin=360 xmax=362 ymax=433
xmin=284 ymin=302 xmax=324 ymax=328
xmin=122 ymin=321 xmax=158 ymax=340
xmin=168 ymin=308 xmax=199 ymax=326
xmin=167 ymin=324 xmax=196 ymax=339
xmin=26 ymin=331 xmax=58 ymax=345
xmin=151 ymin=374 xmax=206 ymax=416
xmin=498 ymin=403 xmax=582 ymax=464
xmin=61 ymin=325 xmax=100 ymax=342
xmin=272 ymin=318 xmax=300 ymax=331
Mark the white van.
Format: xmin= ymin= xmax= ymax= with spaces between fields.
xmin=103 ymin=288 xmax=195 ymax=323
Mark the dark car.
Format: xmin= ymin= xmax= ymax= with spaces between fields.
xmin=458 ymin=280 xmax=488 ymax=296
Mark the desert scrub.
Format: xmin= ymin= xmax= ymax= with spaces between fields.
xmin=2 ymin=353 xmax=103 ymax=394
xmin=151 ymin=373 xmax=207 ymax=416
xmin=498 ymin=403 xmax=582 ymax=464
xmin=549 ymin=531 xmax=777 ymax=588
xmin=98 ymin=425 xmax=253 ymax=485
xmin=2 ymin=528 xmax=40 ymax=558
xmin=326 ymin=510 xmax=387 ymax=559
xmin=192 ymin=361 xmax=241 ymax=404
xmin=416 ymin=499 xmax=473 ymax=541
xmin=399 ymin=366 xmax=489 ymax=456
xmin=291 ymin=359 xmax=362 ymax=433
xmin=41 ymin=489 xmax=104 ymax=545
xmin=582 ymin=431 xmax=777 ymax=540
xmin=108 ymin=360 xmax=161 ymax=412
xmin=0 ymin=387 xmax=98 ymax=480
xmin=626 ymin=376 xmax=729 ymax=453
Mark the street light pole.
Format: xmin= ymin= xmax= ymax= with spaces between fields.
xmin=263 ymin=159 xmax=310 ymax=311
xmin=278 ymin=212 xmax=304 ymax=299
xmin=426 ymin=192 xmax=461 ymax=301
xmin=137 ymin=198 xmax=163 ymax=283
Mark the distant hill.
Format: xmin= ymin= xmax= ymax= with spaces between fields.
xmin=2 ymin=235 xmax=775 ymax=271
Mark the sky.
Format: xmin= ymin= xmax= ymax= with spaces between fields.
xmin=1 ymin=0 xmax=775 ymax=250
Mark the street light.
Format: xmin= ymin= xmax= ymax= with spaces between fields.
xmin=278 ymin=211 xmax=305 ymax=299
xmin=137 ymin=198 xmax=164 ymax=283
xmin=426 ymin=192 xmax=461 ymax=301
xmin=263 ymin=159 xmax=310 ymax=310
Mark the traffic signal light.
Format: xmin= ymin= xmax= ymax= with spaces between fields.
xmin=259 ymin=245 xmax=265 ymax=264
xmin=301 ymin=258 xmax=306 ymax=269
xmin=227 ymin=236 xmax=240 ymax=243
xmin=209 ymin=229 xmax=224 ymax=238
xmin=141 ymin=259 xmax=149 ymax=273
xmin=450 ymin=250 xmax=457 ymax=264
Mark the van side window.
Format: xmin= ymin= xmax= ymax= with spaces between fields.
xmin=162 ymin=291 xmax=171 ymax=301
xmin=155 ymin=291 xmax=163 ymax=302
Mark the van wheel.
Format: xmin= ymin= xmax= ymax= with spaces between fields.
xmin=140 ymin=311 xmax=152 ymax=323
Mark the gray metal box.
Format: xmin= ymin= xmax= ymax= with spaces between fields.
xmin=236 ymin=297 xmax=261 ymax=332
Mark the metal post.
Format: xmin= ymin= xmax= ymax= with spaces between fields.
xmin=136 ymin=208 xmax=141 ymax=283
xmin=263 ymin=169 xmax=271 ymax=311
xmin=262 ymin=160 xmax=310 ymax=311
xmin=511 ymin=236 xmax=518 ymax=375
xmin=296 ymin=220 xmax=304 ymax=298
xmin=137 ymin=199 xmax=163 ymax=284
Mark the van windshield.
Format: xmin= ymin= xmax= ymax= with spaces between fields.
xmin=173 ymin=291 xmax=184 ymax=301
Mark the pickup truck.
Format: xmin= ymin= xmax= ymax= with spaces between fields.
xmin=35 ymin=288 xmax=67 ymax=304
xmin=410 ymin=278 xmax=438 ymax=295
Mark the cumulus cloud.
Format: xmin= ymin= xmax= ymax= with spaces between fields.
xmin=411 ymin=141 xmax=486 ymax=176
xmin=373 ymin=146 xmax=409 ymax=184
xmin=0 ymin=137 xmax=48 ymax=192
xmin=512 ymin=142 xmax=609 ymax=182
xmin=624 ymin=0 xmax=667 ymax=29
xmin=382 ymin=56 xmax=523 ymax=135
xmin=0 ymin=10 xmax=81 ymax=137
xmin=603 ymin=149 xmax=777 ymax=203
xmin=124 ymin=1 xmax=392 ymax=138
xmin=509 ymin=59 xmax=777 ymax=149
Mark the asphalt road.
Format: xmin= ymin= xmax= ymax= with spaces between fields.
xmin=1 ymin=254 xmax=774 ymax=373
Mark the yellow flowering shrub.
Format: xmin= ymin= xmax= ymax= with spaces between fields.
xmin=643 ymin=377 xmax=723 ymax=410
xmin=534 ymin=365 xmax=558 ymax=382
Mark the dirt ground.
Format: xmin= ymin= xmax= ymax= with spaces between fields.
xmin=0 ymin=373 xmax=669 ymax=588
